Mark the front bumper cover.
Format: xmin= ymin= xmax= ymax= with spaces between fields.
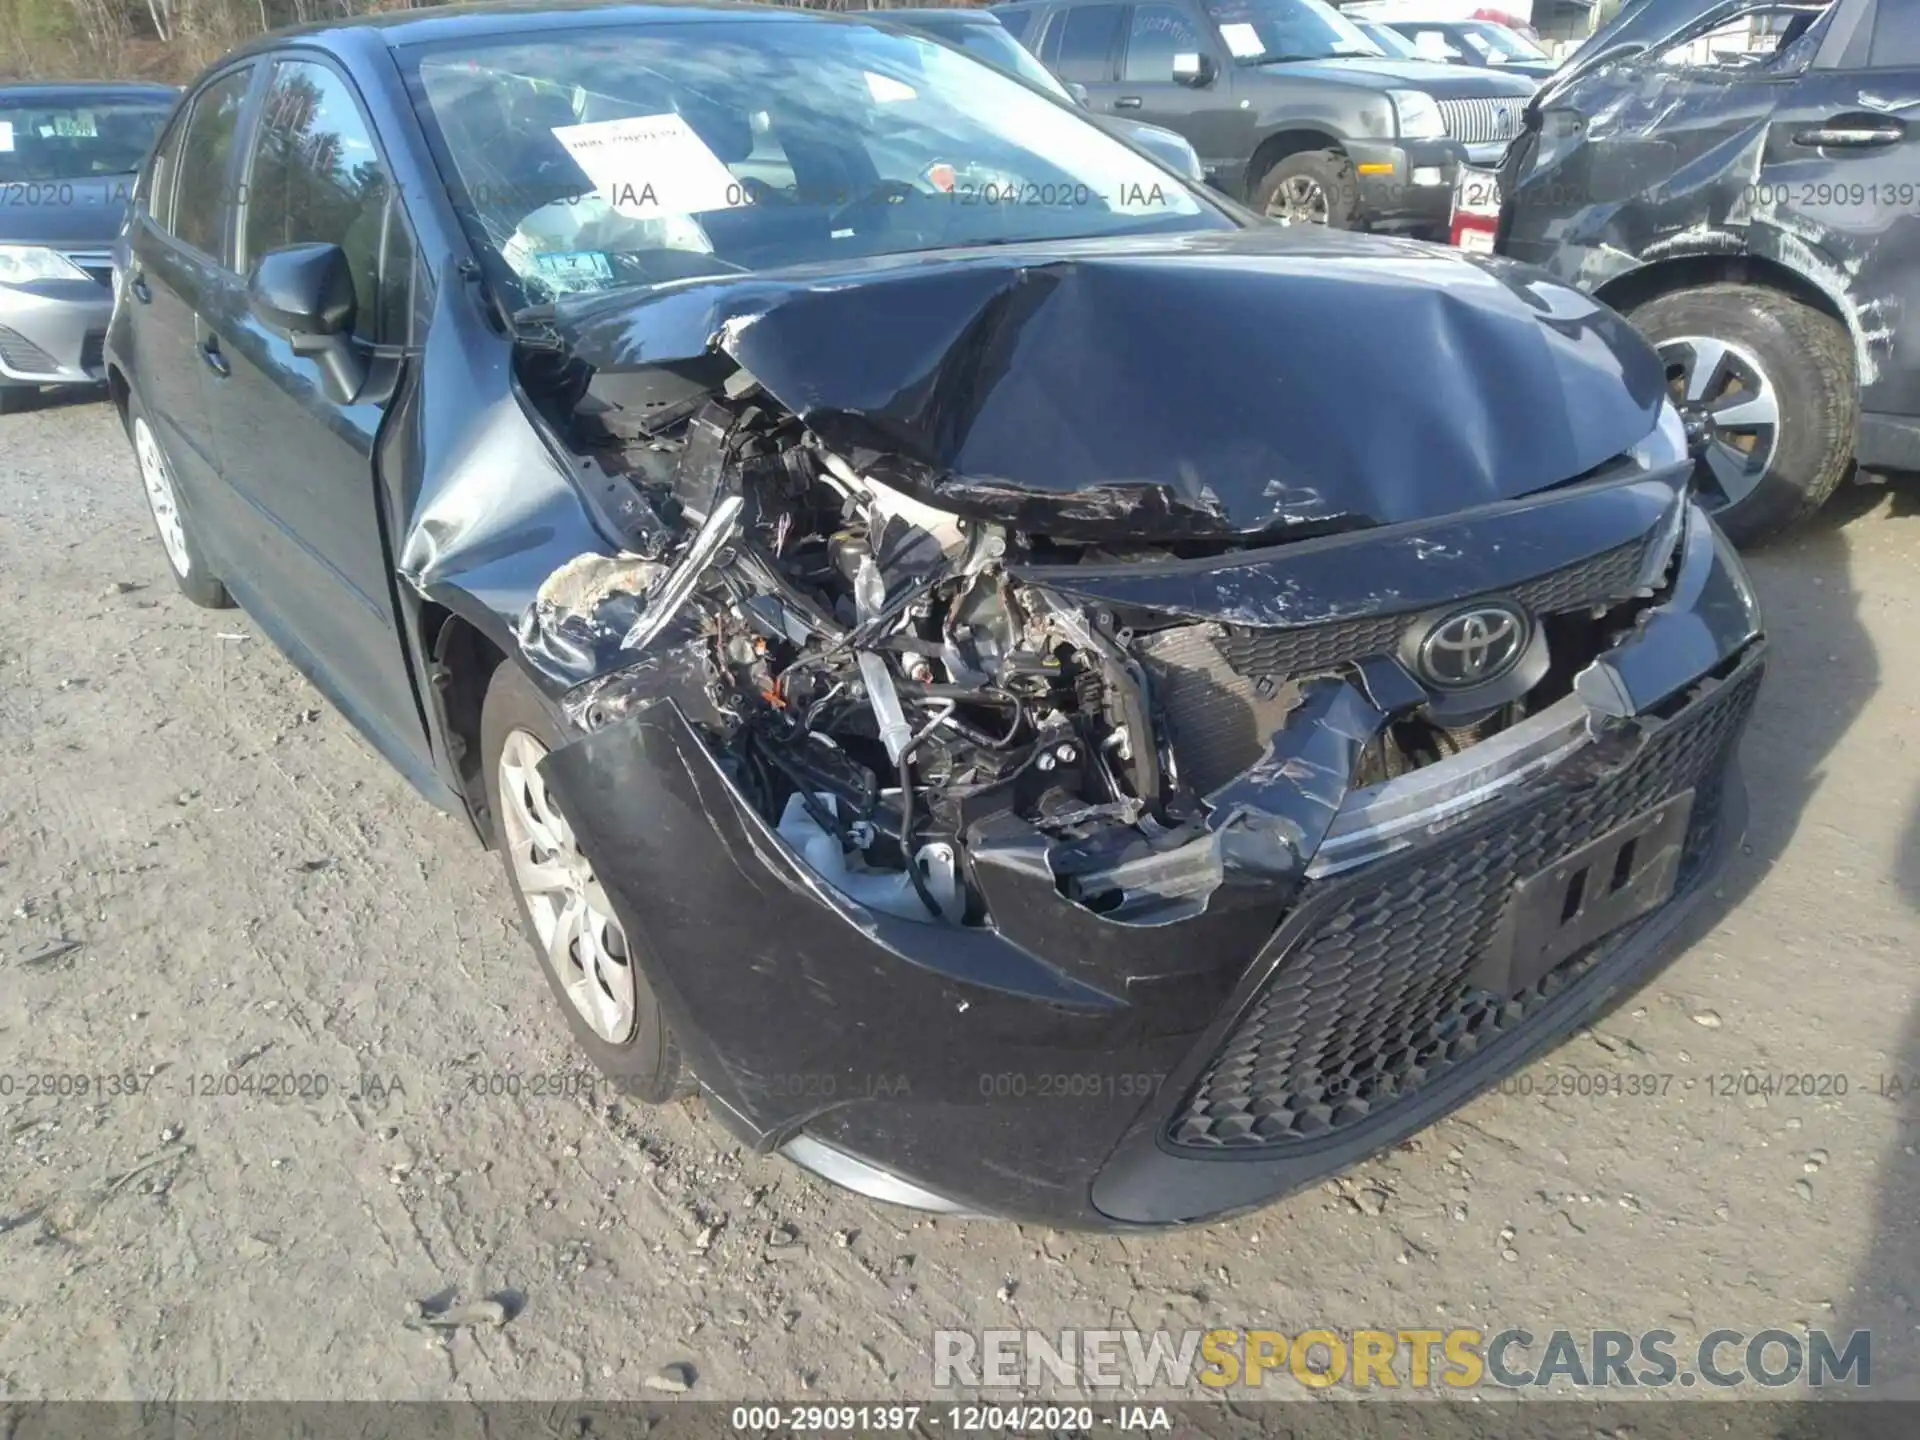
xmin=0 ymin=279 xmax=111 ymax=385
xmin=1348 ymin=138 xmax=1461 ymax=238
xmin=541 ymin=500 xmax=1763 ymax=1228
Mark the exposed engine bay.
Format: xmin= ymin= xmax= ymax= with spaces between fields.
xmin=518 ymin=356 xmax=1685 ymax=935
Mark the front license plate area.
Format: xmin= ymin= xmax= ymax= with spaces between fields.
xmin=1475 ymin=791 xmax=1697 ymax=998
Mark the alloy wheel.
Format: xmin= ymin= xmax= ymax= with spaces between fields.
xmin=1266 ymin=175 xmax=1330 ymax=227
xmin=496 ymin=728 xmax=637 ymax=1044
xmin=1657 ymin=335 xmax=1782 ymax=511
xmin=133 ymin=416 xmax=191 ymax=577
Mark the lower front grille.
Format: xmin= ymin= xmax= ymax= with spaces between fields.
xmin=1165 ymin=658 xmax=1762 ymax=1153
xmin=1438 ymin=97 xmax=1525 ymax=147
xmin=80 ymin=331 xmax=105 ymax=374
xmin=0 ymin=324 xmax=59 ymax=376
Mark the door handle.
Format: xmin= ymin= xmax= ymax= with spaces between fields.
xmin=128 ymin=274 xmax=151 ymax=304
xmin=1793 ymin=118 xmax=1904 ymax=149
xmin=1114 ymin=95 xmax=1144 ymax=109
xmin=200 ymin=336 xmax=230 ymax=378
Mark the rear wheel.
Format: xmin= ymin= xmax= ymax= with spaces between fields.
xmin=126 ymin=393 xmax=232 ymax=607
xmin=1630 ymin=283 xmax=1857 ymax=547
xmin=480 ymin=661 xmax=682 ymax=1102
xmin=1253 ymin=149 xmax=1359 ymax=229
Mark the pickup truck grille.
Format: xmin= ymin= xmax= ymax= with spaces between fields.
xmin=1437 ymin=97 xmax=1524 ymax=146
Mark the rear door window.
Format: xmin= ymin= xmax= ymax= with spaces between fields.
xmin=240 ymin=58 xmax=395 ymax=342
xmin=1053 ymin=4 xmax=1125 ymax=82
xmin=171 ymin=68 xmax=253 ymax=260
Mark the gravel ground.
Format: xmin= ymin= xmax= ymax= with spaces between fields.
xmin=3 ymin=391 xmax=1920 ymax=1406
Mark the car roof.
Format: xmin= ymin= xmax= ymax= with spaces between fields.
xmin=852 ymin=6 xmax=998 ymax=22
xmin=0 ymin=82 xmax=178 ymax=97
xmin=221 ymin=0 xmax=862 ymax=58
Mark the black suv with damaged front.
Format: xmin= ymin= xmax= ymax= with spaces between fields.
xmin=1493 ymin=0 xmax=1920 ymax=546
xmin=109 ymin=1 xmax=1764 ymax=1227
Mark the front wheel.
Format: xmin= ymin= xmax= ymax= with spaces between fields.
xmin=480 ymin=661 xmax=683 ymax=1102
xmin=1630 ymin=283 xmax=1857 ymax=548
xmin=1253 ymin=150 xmax=1359 ymax=229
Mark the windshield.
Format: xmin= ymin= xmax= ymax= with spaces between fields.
xmin=1355 ymin=21 xmax=1418 ymax=58
xmin=404 ymin=19 xmax=1218 ymax=306
xmin=1457 ymin=22 xmax=1549 ymax=60
xmin=910 ymin=19 xmax=1074 ymax=99
xmin=0 ymin=93 xmax=171 ymax=183
xmin=1203 ymin=0 xmax=1380 ymax=62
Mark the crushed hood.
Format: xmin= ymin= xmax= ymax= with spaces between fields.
xmin=550 ymin=228 xmax=1668 ymax=542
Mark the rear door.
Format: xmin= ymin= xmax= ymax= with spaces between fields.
xmin=1757 ymin=0 xmax=1920 ymax=427
xmin=122 ymin=65 xmax=253 ymax=537
xmin=199 ymin=54 xmax=429 ymax=771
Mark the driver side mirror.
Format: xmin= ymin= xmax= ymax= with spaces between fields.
xmin=1172 ymin=52 xmax=1216 ymax=87
xmin=249 ymin=242 xmax=365 ymax=404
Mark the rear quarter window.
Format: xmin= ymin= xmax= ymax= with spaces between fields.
xmin=139 ymin=110 xmax=187 ymax=230
xmin=1053 ymin=4 xmax=1125 ymax=82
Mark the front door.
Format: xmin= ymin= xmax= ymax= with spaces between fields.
xmin=1112 ymin=2 xmax=1248 ymax=187
xmin=197 ymin=54 xmax=429 ymax=778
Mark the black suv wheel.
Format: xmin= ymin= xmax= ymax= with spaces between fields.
xmin=1631 ymin=283 xmax=1857 ymax=547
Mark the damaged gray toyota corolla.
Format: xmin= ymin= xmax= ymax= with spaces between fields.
xmin=111 ymin=4 xmax=1763 ymax=1228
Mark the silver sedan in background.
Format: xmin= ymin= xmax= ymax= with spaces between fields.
xmin=0 ymin=83 xmax=176 ymax=413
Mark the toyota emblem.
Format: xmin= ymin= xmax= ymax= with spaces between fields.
xmin=1416 ymin=602 xmax=1530 ymax=689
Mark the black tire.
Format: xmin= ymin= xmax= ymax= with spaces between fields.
xmin=124 ymin=391 xmax=233 ymax=607
xmin=480 ymin=661 xmax=683 ymax=1103
xmin=1253 ymin=149 xmax=1359 ymax=229
xmin=1630 ymin=283 xmax=1857 ymax=548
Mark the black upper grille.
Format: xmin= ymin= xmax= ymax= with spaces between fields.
xmin=1213 ymin=534 xmax=1656 ymax=683
xmin=0 ymin=325 xmax=59 ymax=376
xmin=1165 ymin=659 xmax=1761 ymax=1153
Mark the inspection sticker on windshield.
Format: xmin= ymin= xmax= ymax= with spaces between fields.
xmin=1220 ymin=23 xmax=1264 ymax=58
xmin=551 ymin=114 xmax=745 ymax=218
xmin=0 ymin=122 xmax=13 ymax=153
xmin=532 ymin=250 xmax=615 ymax=288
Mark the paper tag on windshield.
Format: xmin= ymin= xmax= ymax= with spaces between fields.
xmin=0 ymin=122 xmax=13 ymax=152
xmin=533 ymin=250 xmax=615 ymax=288
xmin=865 ymin=71 xmax=918 ymax=103
xmin=1220 ymin=23 xmax=1264 ymax=58
xmin=551 ymin=114 xmax=744 ymax=218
